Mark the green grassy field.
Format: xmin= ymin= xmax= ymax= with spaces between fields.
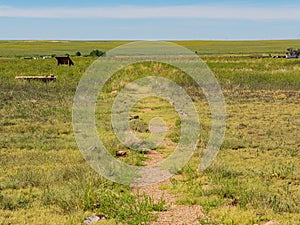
xmin=1 ymin=40 xmax=300 ymax=57
xmin=0 ymin=40 xmax=299 ymax=225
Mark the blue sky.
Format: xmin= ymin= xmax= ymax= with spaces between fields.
xmin=0 ymin=0 xmax=300 ymax=40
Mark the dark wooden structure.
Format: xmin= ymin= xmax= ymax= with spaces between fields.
xmin=15 ymin=75 xmax=57 ymax=82
xmin=55 ymin=56 xmax=74 ymax=66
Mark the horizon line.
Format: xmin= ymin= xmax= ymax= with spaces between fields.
xmin=1 ymin=38 xmax=300 ymax=42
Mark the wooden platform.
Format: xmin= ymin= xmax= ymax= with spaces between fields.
xmin=15 ymin=75 xmax=57 ymax=82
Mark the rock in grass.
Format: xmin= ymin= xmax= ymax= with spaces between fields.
xmin=84 ymin=214 xmax=107 ymax=224
xmin=116 ymin=150 xmax=127 ymax=157
xmin=111 ymin=90 xmax=118 ymax=95
xmin=264 ymin=221 xmax=279 ymax=225
xmin=129 ymin=115 xmax=139 ymax=120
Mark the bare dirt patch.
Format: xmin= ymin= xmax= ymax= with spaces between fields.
xmin=131 ymin=148 xmax=206 ymax=225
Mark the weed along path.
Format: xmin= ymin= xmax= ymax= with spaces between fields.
xmin=131 ymin=148 xmax=206 ymax=225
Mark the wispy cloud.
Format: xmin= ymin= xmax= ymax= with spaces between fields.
xmin=0 ymin=4 xmax=300 ymax=20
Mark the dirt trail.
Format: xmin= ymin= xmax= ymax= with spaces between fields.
xmin=131 ymin=150 xmax=206 ymax=225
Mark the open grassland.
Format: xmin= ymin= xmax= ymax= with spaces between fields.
xmin=2 ymin=40 xmax=300 ymax=57
xmin=0 ymin=41 xmax=128 ymax=58
xmin=177 ymin=40 xmax=300 ymax=55
xmin=0 ymin=40 xmax=299 ymax=224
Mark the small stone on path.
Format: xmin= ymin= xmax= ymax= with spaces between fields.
xmin=84 ymin=214 xmax=106 ymax=224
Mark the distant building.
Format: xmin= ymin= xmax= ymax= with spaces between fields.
xmin=286 ymin=48 xmax=300 ymax=58
xmin=43 ymin=56 xmax=52 ymax=59
xmin=55 ymin=56 xmax=74 ymax=66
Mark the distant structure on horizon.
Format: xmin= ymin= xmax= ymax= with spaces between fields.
xmin=286 ymin=48 xmax=300 ymax=58
xmin=55 ymin=56 xmax=74 ymax=66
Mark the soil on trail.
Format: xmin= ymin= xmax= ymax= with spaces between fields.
xmin=131 ymin=149 xmax=206 ymax=225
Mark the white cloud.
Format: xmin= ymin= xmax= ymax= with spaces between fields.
xmin=0 ymin=4 xmax=300 ymax=20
